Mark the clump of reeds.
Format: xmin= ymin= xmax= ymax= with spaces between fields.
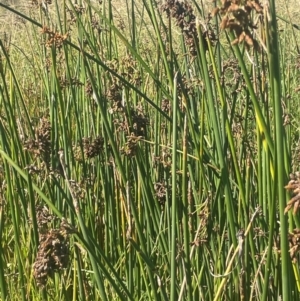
xmin=0 ymin=0 xmax=299 ymax=300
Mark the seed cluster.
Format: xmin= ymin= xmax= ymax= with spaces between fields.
xmin=161 ymin=0 xmax=208 ymax=56
xmin=23 ymin=117 xmax=52 ymax=169
xmin=288 ymin=229 xmax=300 ymax=263
xmin=161 ymin=98 xmax=171 ymax=113
xmin=153 ymin=148 xmax=174 ymax=205
xmin=212 ymin=0 xmax=263 ymax=50
xmin=285 ymin=172 xmax=300 ymax=215
xmin=120 ymin=134 xmax=143 ymax=158
xmin=82 ymin=136 xmax=104 ymax=159
xmin=33 ymin=228 xmax=69 ymax=288
xmin=107 ymin=82 xmax=123 ymax=113
xmin=66 ymin=4 xmax=85 ymax=26
xmin=102 ymin=57 xmax=148 ymax=158
xmin=284 ymin=173 xmax=300 ymax=262
xmin=154 ymin=181 xmax=170 ymax=205
xmin=32 ymin=209 xmax=75 ymax=288
xmin=41 ymin=26 xmax=68 ymax=49
xmin=33 ymin=204 xmax=57 ymax=232
xmin=57 ymin=76 xmax=83 ymax=89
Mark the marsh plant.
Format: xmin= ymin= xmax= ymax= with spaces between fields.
xmin=0 ymin=0 xmax=299 ymax=300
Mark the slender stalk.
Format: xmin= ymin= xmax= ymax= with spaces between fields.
xmin=267 ymin=1 xmax=291 ymax=299
xmin=170 ymin=72 xmax=179 ymax=301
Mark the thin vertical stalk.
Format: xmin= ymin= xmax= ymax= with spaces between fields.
xmin=0 ymin=124 xmax=7 ymax=301
xmin=170 ymin=72 xmax=179 ymax=301
xmin=267 ymin=1 xmax=291 ymax=299
xmin=181 ymin=114 xmax=192 ymax=301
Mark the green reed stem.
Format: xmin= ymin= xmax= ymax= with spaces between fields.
xmin=267 ymin=1 xmax=291 ymax=299
xmin=170 ymin=72 xmax=179 ymax=301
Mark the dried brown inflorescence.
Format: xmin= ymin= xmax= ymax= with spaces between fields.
xmin=161 ymin=0 xmax=210 ymax=56
xmin=120 ymin=55 xmax=142 ymax=87
xmin=130 ymin=107 xmax=148 ymax=137
xmin=102 ymin=57 xmax=148 ymax=158
xmin=34 ymin=204 xmax=57 ymax=233
xmin=120 ymin=134 xmax=143 ymax=158
xmin=285 ymin=172 xmax=300 ymax=215
xmin=85 ymin=80 xmax=94 ymax=98
xmin=57 ymin=76 xmax=83 ymax=89
xmin=161 ymin=98 xmax=171 ymax=114
xmin=23 ymin=116 xmax=52 ymax=169
xmin=107 ymin=82 xmax=124 ymax=113
xmin=73 ymin=136 xmax=105 ymax=162
xmin=154 ymin=181 xmax=170 ymax=205
xmin=153 ymin=147 xmax=172 ymax=169
xmin=212 ymin=0 xmax=263 ymax=50
xmin=288 ymin=229 xmax=300 ymax=263
xmin=82 ymin=136 xmax=104 ymax=159
xmin=33 ymin=218 xmax=75 ymax=288
xmin=66 ymin=4 xmax=85 ymax=26
xmin=41 ymin=26 xmax=68 ymax=49
xmin=106 ymin=56 xmax=142 ymax=112
xmin=111 ymin=106 xmax=148 ymax=138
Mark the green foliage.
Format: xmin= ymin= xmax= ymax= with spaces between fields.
xmin=0 ymin=0 xmax=300 ymax=300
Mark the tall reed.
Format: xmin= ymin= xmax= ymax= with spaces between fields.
xmin=0 ymin=0 xmax=299 ymax=300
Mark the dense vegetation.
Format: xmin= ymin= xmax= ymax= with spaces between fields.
xmin=0 ymin=0 xmax=300 ymax=300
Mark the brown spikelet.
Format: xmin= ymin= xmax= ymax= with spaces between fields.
xmin=23 ymin=116 xmax=52 ymax=169
xmin=285 ymin=172 xmax=300 ymax=214
xmin=250 ymin=1 xmax=263 ymax=13
xmin=228 ymin=4 xmax=239 ymax=12
xmin=231 ymin=38 xmax=239 ymax=45
xmin=33 ymin=226 xmax=70 ymax=287
xmin=238 ymin=32 xmax=245 ymax=43
xmin=220 ymin=16 xmax=229 ymax=30
xmin=244 ymin=34 xmax=254 ymax=46
xmin=211 ymin=7 xmax=219 ymax=17
xmin=161 ymin=0 xmax=212 ymax=56
xmin=289 ymin=229 xmax=300 ymax=263
xmin=213 ymin=0 xmax=263 ymax=48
